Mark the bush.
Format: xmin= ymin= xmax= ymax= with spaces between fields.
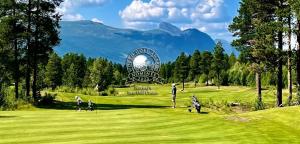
xmin=54 ymin=86 xmax=99 ymax=96
xmin=108 ymin=87 xmax=118 ymax=96
xmin=0 ymin=86 xmax=30 ymax=110
xmin=254 ymin=99 xmax=265 ymax=111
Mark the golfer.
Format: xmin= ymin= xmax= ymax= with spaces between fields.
xmin=171 ymin=83 xmax=177 ymax=108
xmin=75 ymin=96 xmax=83 ymax=111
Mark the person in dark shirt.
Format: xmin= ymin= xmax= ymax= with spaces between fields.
xmin=75 ymin=96 xmax=83 ymax=111
xmin=171 ymin=83 xmax=177 ymax=108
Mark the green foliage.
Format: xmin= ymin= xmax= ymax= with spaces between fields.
xmin=90 ymin=58 xmax=113 ymax=91
xmin=175 ymin=52 xmax=189 ymax=82
xmin=45 ymin=53 xmax=62 ymax=89
xmin=212 ymin=42 xmax=228 ymax=88
xmin=254 ymin=99 xmax=265 ymax=111
xmin=62 ymin=53 xmax=87 ymax=87
xmin=201 ymin=51 xmax=213 ymax=85
xmin=189 ymin=50 xmax=201 ymax=81
xmin=0 ymin=86 xmax=29 ymax=110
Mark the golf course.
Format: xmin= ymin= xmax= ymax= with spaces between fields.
xmin=1 ymin=84 xmax=300 ymax=144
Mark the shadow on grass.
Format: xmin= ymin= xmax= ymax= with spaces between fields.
xmin=0 ymin=116 xmax=18 ymax=118
xmin=37 ymin=101 xmax=169 ymax=110
xmin=200 ymin=112 xmax=209 ymax=114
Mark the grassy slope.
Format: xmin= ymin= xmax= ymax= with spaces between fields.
xmin=0 ymin=85 xmax=299 ymax=144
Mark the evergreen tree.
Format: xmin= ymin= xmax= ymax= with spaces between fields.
xmin=289 ymin=0 xmax=300 ymax=104
xmin=229 ymin=53 xmax=237 ymax=67
xmin=175 ymin=52 xmax=189 ymax=90
xmin=200 ymin=51 xmax=213 ymax=86
xmin=45 ymin=53 xmax=62 ymax=90
xmin=0 ymin=0 xmax=27 ymax=99
xmin=212 ymin=42 xmax=226 ymax=89
xmin=229 ymin=0 xmax=277 ymax=104
xmin=62 ymin=53 xmax=87 ymax=87
xmin=64 ymin=63 xmax=77 ymax=87
xmin=189 ymin=50 xmax=202 ymax=83
xmin=31 ymin=0 xmax=62 ymax=101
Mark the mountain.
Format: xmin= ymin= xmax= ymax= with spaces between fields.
xmin=55 ymin=20 xmax=216 ymax=63
xmin=215 ymin=39 xmax=239 ymax=56
xmin=159 ymin=22 xmax=182 ymax=36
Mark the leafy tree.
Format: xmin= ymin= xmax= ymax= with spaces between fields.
xmin=200 ymin=51 xmax=213 ymax=86
xmin=64 ymin=63 xmax=77 ymax=87
xmin=45 ymin=53 xmax=62 ymax=90
xmin=90 ymin=58 xmax=113 ymax=92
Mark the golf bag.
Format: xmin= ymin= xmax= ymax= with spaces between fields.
xmin=188 ymin=96 xmax=201 ymax=113
xmin=87 ymin=100 xmax=94 ymax=111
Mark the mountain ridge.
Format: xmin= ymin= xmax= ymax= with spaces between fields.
xmin=55 ymin=20 xmax=217 ymax=63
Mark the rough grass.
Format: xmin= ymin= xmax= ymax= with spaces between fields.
xmin=0 ymin=85 xmax=299 ymax=144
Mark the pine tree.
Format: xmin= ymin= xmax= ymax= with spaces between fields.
xmin=31 ymin=0 xmax=62 ymax=101
xmin=175 ymin=52 xmax=189 ymax=90
xmin=45 ymin=53 xmax=62 ymax=90
xmin=189 ymin=50 xmax=201 ymax=84
xmin=212 ymin=42 xmax=226 ymax=89
xmin=229 ymin=53 xmax=237 ymax=67
xmin=289 ymin=0 xmax=300 ymax=104
xmin=229 ymin=0 xmax=277 ymax=104
xmin=200 ymin=51 xmax=213 ymax=86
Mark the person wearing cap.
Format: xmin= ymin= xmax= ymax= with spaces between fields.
xmin=171 ymin=83 xmax=177 ymax=108
xmin=75 ymin=96 xmax=83 ymax=111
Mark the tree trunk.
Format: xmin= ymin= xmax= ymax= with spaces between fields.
xmin=182 ymin=78 xmax=185 ymax=90
xmin=26 ymin=0 xmax=32 ymax=99
xmin=287 ymin=16 xmax=292 ymax=104
xmin=32 ymin=0 xmax=40 ymax=102
xmin=206 ymin=74 xmax=209 ymax=86
xmin=32 ymin=51 xmax=37 ymax=101
xmin=217 ymin=73 xmax=220 ymax=89
xmin=13 ymin=2 xmax=19 ymax=99
xmin=256 ymin=71 xmax=262 ymax=102
xmin=297 ymin=20 xmax=300 ymax=104
xmin=277 ymin=20 xmax=283 ymax=107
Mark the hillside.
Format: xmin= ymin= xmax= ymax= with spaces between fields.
xmin=55 ymin=21 xmax=216 ymax=63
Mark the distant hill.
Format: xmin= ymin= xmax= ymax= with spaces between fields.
xmin=55 ymin=20 xmax=216 ymax=63
xmin=215 ymin=39 xmax=239 ymax=56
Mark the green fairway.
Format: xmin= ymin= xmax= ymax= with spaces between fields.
xmin=0 ymin=85 xmax=300 ymax=144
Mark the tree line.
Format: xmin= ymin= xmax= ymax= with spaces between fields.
xmin=45 ymin=53 xmax=126 ymax=91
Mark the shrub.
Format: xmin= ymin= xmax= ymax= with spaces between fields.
xmin=254 ymin=99 xmax=265 ymax=111
xmin=108 ymin=87 xmax=118 ymax=96
xmin=0 ymin=86 xmax=30 ymax=110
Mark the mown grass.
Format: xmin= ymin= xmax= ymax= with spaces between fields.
xmin=0 ymin=84 xmax=299 ymax=144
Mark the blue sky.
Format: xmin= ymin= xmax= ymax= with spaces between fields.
xmin=57 ymin=0 xmax=240 ymax=41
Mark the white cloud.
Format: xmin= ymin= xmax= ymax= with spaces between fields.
xmin=63 ymin=14 xmax=84 ymax=21
xmin=119 ymin=0 xmax=166 ymax=22
xmin=119 ymin=0 xmax=232 ymax=40
xmin=91 ymin=18 xmax=103 ymax=23
xmin=57 ymin=0 xmax=109 ymax=21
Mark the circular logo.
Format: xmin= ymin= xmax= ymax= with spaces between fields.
xmin=126 ymin=48 xmax=163 ymax=83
